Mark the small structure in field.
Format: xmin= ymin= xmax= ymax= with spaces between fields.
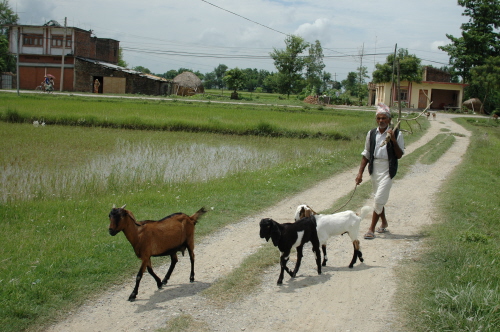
xmin=172 ymin=72 xmax=204 ymax=96
xmin=463 ymin=98 xmax=483 ymax=114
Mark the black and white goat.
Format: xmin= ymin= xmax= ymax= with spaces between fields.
xmin=259 ymin=217 xmax=322 ymax=285
xmin=295 ymin=204 xmax=372 ymax=268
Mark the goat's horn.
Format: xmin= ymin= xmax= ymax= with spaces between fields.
xmin=121 ymin=204 xmax=127 ymax=209
xmin=112 ymin=204 xmax=116 ymax=208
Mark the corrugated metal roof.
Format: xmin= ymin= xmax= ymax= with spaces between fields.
xmin=76 ymin=57 xmax=170 ymax=82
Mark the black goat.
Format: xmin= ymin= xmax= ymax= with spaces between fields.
xmin=259 ymin=216 xmax=322 ymax=285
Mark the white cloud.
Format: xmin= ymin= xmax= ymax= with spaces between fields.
xmin=431 ymin=41 xmax=447 ymax=51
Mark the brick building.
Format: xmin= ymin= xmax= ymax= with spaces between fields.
xmin=8 ymin=21 xmax=170 ymax=95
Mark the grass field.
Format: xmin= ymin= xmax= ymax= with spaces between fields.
xmin=1 ymin=91 xmax=498 ymax=332
xmin=0 ymin=92 xmax=395 ymax=331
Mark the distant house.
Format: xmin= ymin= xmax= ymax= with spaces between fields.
xmin=8 ymin=21 xmax=171 ymax=95
xmin=370 ymin=66 xmax=467 ymax=110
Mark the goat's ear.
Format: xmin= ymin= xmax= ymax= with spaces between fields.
xmin=270 ymin=223 xmax=281 ymax=246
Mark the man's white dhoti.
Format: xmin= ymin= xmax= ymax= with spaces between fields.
xmin=371 ymin=159 xmax=392 ymax=214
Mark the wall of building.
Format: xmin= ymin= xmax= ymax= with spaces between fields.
xmin=423 ymin=67 xmax=451 ymax=82
xmin=410 ymin=82 xmax=464 ymax=109
xmin=95 ymin=39 xmax=119 ymax=64
xmin=74 ymin=59 xmax=169 ymax=95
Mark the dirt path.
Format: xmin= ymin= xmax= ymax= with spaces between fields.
xmin=47 ymin=113 xmax=471 ymax=332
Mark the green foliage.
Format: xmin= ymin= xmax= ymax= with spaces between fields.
xmin=305 ymin=40 xmax=325 ymax=94
xmin=0 ymin=0 xmax=18 ymax=72
xmin=470 ymin=56 xmax=500 ymax=113
xmin=0 ymin=0 xmax=18 ymax=35
xmin=132 ymin=65 xmax=151 ymax=74
xmin=117 ymin=47 xmax=128 ymax=68
xmin=372 ymin=48 xmax=422 ymax=84
xmin=214 ymin=64 xmax=228 ymax=89
xmin=270 ymin=35 xmax=309 ymax=98
xmin=439 ymin=0 xmax=500 ymax=83
xmin=222 ymin=67 xmax=246 ymax=94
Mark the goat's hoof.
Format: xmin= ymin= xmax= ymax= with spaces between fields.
xmin=128 ymin=294 xmax=137 ymax=302
xmin=348 ymin=265 xmax=354 ymax=269
xmin=359 ymin=257 xmax=364 ymax=263
xmin=322 ymin=262 xmax=327 ymax=267
xmin=277 ymin=281 xmax=283 ymax=285
xmin=189 ymin=278 xmax=195 ymax=283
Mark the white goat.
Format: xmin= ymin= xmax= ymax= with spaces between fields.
xmin=295 ymin=205 xmax=372 ymax=268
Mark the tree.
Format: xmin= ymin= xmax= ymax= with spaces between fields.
xmin=262 ymin=72 xmax=279 ymax=93
xmin=372 ymin=48 xmax=422 ymax=84
xmin=223 ymin=67 xmax=246 ymax=99
xmin=0 ymin=0 xmax=18 ymax=35
xmin=439 ymin=0 xmax=500 ymax=83
xmin=342 ymin=72 xmax=359 ymax=96
xmin=132 ymin=66 xmax=151 ymax=74
xmin=213 ymin=64 xmax=228 ymax=89
xmin=162 ymin=69 xmax=178 ymax=79
xmin=357 ymin=66 xmax=370 ymax=102
xmin=320 ymin=71 xmax=332 ymax=92
xmin=470 ymin=56 xmax=500 ymax=113
xmin=305 ymin=40 xmax=325 ymax=94
xmin=117 ymin=48 xmax=128 ymax=68
xmin=270 ymin=35 xmax=308 ymax=98
xmin=203 ymin=71 xmax=216 ymax=89
xmin=0 ymin=34 xmax=11 ymax=72
xmin=0 ymin=0 xmax=18 ymax=72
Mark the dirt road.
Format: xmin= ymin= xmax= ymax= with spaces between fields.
xmin=47 ymin=113 xmax=470 ymax=332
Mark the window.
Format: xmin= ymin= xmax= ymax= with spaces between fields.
xmin=51 ymin=35 xmax=72 ymax=48
xmin=399 ymin=89 xmax=408 ymax=101
xmin=23 ymin=34 xmax=43 ymax=46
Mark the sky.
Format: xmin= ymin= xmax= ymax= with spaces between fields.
xmin=13 ymin=0 xmax=469 ymax=81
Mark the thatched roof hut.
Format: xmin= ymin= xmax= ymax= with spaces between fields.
xmin=172 ymin=72 xmax=204 ymax=96
xmin=463 ymin=98 xmax=484 ymax=114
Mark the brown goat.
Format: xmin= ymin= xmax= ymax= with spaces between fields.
xmin=108 ymin=205 xmax=207 ymax=301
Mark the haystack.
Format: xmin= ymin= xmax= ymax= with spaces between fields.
xmin=172 ymin=72 xmax=205 ymax=96
xmin=463 ymin=98 xmax=483 ymax=114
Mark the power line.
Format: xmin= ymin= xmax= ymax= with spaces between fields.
xmin=199 ymin=0 xmax=288 ymax=36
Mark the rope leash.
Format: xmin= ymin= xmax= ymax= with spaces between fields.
xmin=332 ymin=183 xmax=358 ymax=214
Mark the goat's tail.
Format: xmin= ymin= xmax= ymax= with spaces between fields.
xmin=191 ymin=207 xmax=207 ymax=225
xmin=358 ymin=206 xmax=373 ymax=220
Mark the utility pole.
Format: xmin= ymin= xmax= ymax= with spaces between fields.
xmin=60 ymin=17 xmax=67 ymax=92
xmin=358 ymin=43 xmax=364 ymax=105
xmin=16 ymin=27 xmax=20 ymax=95
xmin=389 ymin=44 xmax=397 ymax=107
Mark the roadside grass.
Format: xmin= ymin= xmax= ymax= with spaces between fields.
xmin=395 ymin=117 xmax=500 ymax=331
xmin=156 ymin=314 xmax=210 ymax=332
xmin=0 ymin=93 xmax=428 ymax=332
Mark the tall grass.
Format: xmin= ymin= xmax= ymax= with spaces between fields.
xmin=395 ymin=117 xmax=500 ymax=331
